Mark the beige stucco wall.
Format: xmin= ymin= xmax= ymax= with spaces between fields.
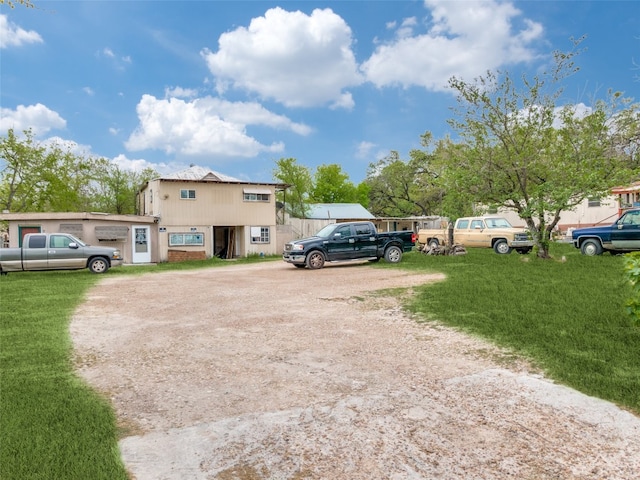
xmin=138 ymin=180 xmax=280 ymax=260
xmin=0 ymin=213 xmax=157 ymax=264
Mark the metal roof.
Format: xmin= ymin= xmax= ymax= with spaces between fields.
xmin=306 ymin=203 xmax=375 ymax=220
xmin=158 ymin=165 xmax=241 ymax=182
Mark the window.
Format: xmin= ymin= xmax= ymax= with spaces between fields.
xmin=169 ymin=233 xmax=204 ymax=246
xmin=50 ymin=235 xmax=73 ymax=248
xmin=244 ymin=193 xmax=270 ymax=202
xmin=28 ymin=235 xmax=46 ymax=248
xmin=355 ymin=224 xmax=372 ymax=235
xmin=250 ymin=226 xmax=270 ymax=243
xmin=457 ymin=219 xmax=469 ymax=229
xmin=470 ymin=220 xmax=484 ymax=229
xmin=588 ymin=197 xmax=601 ymax=207
xmin=335 ymin=224 xmax=352 ymax=238
xmin=180 ymin=189 xmax=196 ymax=200
xmin=243 ymin=188 xmax=271 ymax=202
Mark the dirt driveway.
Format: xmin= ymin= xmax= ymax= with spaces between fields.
xmin=71 ymin=261 xmax=640 ymax=479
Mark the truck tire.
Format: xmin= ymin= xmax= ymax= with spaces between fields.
xmin=428 ymin=239 xmax=440 ymax=249
xmin=305 ymin=251 xmax=325 ymax=269
xmin=493 ymin=239 xmax=512 ymax=254
xmin=580 ymin=239 xmax=603 ymax=256
xmin=384 ymin=245 xmax=403 ymax=263
xmin=88 ymin=257 xmax=109 ymax=274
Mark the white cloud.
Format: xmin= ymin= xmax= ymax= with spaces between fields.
xmin=83 ymin=87 xmax=95 ymax=96
xmin=356 ymin=141 xmax=377 ymax=159
xmin=111 ymin=153 xmax=169 ymax=173
xmin=164 ymin=86 xmax=198 ymax=99
xmin=361 ymin=0 xmax=544 ymax=92
xmin=98 ymin=46 xmax=132 ymax=70
xmin=0 ymin=14 xmax=43 ymax=49
xmin=201 ymin=7 xmax=363 ymax=109
xmin=125 ymin=94 xmax=311 ymax=158
xmin=0 ymin=103 xmax=66 ymax=136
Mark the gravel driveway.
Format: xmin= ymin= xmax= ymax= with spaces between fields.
xmin=71 ymin=261 xmax=640 ymax=479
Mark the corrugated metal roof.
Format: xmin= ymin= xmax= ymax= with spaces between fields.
xmin=159 ymin=165 xmax=241 ymax=182
xmin=306 ymin=203 xmax=375 ymax=220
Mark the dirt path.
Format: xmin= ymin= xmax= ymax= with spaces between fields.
xmin=71 ymin=261 xmax=640 ymax=479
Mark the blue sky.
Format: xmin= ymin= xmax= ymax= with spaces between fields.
xmin=1 ymin=1 xmax=638 ymax=184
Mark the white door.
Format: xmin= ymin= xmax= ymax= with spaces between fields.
xmin=132 ymin=225 xmax=151 ymax=263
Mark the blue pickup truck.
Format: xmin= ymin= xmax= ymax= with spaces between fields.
xmin=283 ymin=221 xmax=416 ymax=269
xmin=572 ymin=209 xmax=640 ymax=255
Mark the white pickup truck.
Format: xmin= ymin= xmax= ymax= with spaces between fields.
xmin=0 ymin=233 xmax=122 ymax=274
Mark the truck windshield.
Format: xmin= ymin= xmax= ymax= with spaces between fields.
xmin=314 ymin=224 xmax=339 ymax=238
xmin=485 ymin=218 xmax=513 ymax=228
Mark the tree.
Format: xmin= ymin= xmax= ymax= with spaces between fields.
xmin=0 ymin=128 xmax=157 ymax=214
xmin=443 ymin=44 xmax=640 ymax=258
xmin=272 ymin=157 xmax=312 ymax=218
xmin=0 ymin=128 xmax=97 ymax=212
xmin=365 ymin=133 xmax=446 ymax=217
xmin=310 ymin=163 xmax=357 ymax=203
xmin=91 ymin=160 xmax=158 ymax=214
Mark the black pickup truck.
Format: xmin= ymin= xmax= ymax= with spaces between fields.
xmin=283 ymin=221 xmax=416 ymax=269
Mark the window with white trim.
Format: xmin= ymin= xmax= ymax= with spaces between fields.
xmin=243 ymin=188 xmax=271 ymax=202
xmin=587 ymin=197 xmax=601 ymax=207
xmin=244 ymin=192 xmax=270 ymax=202
xmin=180 ymin=189 xmax=196 ymax=200
xmin=250 ymin=226 xmax=270 ymax=243
xmin=169 ymin=233 xmax=204 ymax=246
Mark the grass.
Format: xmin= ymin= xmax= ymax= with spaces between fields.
xmin=1 ymin=270 xmax=128 ymax=480
xmin=2 ymin=247 xmax=639 ymax=478
xmin=0 ymin=255 xmax=279 ymax=480
xmin=376 ymin=243 xmax=640 ymax=414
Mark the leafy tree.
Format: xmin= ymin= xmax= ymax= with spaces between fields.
xmin=272 ymin=157 xmax=312 ymax=218
xmin=444 ymin=44 xmax=640 ymax=258
xmin=0 ymin=128 xmax=156 ymax=215
xmin=354 ymin=182 xmax=371 ymax=209
xmin=91 ymin=160 xmax=158 ymax=214
xmin=310 ymin=163 xmax=357 ymax=203
xmin=0 ymin=129 xmax=97 ymax=212
xmin=365 ymin=133 xmax=446 ymax=217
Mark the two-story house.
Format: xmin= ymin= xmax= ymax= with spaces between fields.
xmin=138 ymin=166 xmax=287 ymax=262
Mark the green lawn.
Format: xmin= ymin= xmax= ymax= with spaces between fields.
xmin=2 ymin=246 xmax=639 ymax=479
xmin=379 ymin=243 xmax=640 ymax=414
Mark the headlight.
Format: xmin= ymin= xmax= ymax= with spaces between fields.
xmin=113 ymin=250 xmax=122 ymax=259
xmin=292 ymin=244 xmax=305 ymax=251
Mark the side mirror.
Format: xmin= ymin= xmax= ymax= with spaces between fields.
xmin=68 ymin=242 xmax=79 ymax=249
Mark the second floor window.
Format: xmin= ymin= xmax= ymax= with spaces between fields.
xmin=180 ymin=189 xmax=196 ymax=200
xmin=243 ymin=188 xmax=271 ymax=202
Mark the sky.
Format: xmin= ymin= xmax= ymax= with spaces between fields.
xmin=1 ymin=1 xmax=638 ymax=185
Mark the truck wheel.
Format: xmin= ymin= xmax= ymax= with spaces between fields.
xmin=428 ymin=239 xmax=439 ymax=249
xmin=493 ymin=240 xmax=512 ymax=254
xmin=88 ymin=257 xmax=109 ymax=274
xmin=580 ymin=239 xmax=603 ymax=256
xmin=306 ymin=251 xmax=325 ymax=269
xmin=384 ymin=246 xmax=403 ymax=263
